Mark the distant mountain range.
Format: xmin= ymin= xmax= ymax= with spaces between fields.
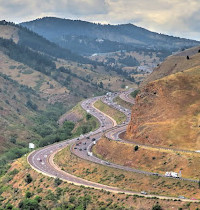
xmin=21 ymin=17 xmax=200 ymax=55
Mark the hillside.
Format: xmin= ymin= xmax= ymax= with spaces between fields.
xmin=0 ymin=22 xmax=137 ymax=173
xmin=126 ymin=48 xmax=200 ymax=150
xmin=0 ymin=20 xmax=93 ymax=64
xmin=142 ymin=46 xmax=200 ymax=86
xmin=21 ymin=17 xmax=200 ymax=56
xmin=20 ymin=17 xmax=200 ymax=84
xmin=1 ymin=156 xmax=198 ymax=209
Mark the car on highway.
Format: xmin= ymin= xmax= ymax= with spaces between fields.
xmin=141 ymin=191 xmax=147 ymax=195
xmin=92 ymin=138 xmax=96 ymax=141
xmin=74 ymin=147 xmax=77 ymax=149
xmin=178 ymin=196 xmax=185 ymax=199
xmin=79 ymin=148 xmax=82 ymax=151
xmin=153 ymin=173 xmax=159 ymax=176
xmin=105 ymin=161 xmax=110 ymax=165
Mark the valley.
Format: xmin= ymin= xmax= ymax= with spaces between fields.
xmin=1 ymin=15 xmax=200 ymax=210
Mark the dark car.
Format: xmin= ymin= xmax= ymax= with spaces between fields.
xmin=86 ymin=136 xmax=90 ymax=139
xmin=77 ymin=138 xmax=79 ymax=140
xmin=153 ymin=173 xmax=159 ymax=176
xmin=74 ymin=147 xmax=77 ymax=149
xmin=92 ymin=138 xmax=96 ymax=141
xmin=79 ymin=148 xmax=82 ymax=151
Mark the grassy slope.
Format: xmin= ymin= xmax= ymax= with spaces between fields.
xmin=0 ymin=51 xmax=69 ymax=101
xmin=93 ymin=138 xmax=200 ymax=180
xmin=127 ymin=65 xmax=200 ymax=150
xmin=0 ymin=73 xmax=46 ymax=152
xmin=94 ymin=100 xmax=126 ymax=125
xmin=59 ymin=102 xmax=100 ymax=136
xmin=1 ymin=156 xmax=196 ymax=209
xmin=126 ymin=49 xmax=200 ymax=150
xmin=56 ymin=59 xmax=136 ymax=92
xmin=54 ymin=146 xmax=200 ymax=199
xmin=142 ymin=46 xmax=200 ymax=86
xmin=113 ymin=96 xmax=133 ymax=110
xmin=0 ymin=25 xmax=19 ymax=43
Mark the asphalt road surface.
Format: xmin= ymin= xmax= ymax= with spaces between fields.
xmin=28 ymin=90 xmax=199 ymax=202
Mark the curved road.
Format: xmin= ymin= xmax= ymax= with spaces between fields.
xmin=28 ymin=90 xmax=199 ymax=202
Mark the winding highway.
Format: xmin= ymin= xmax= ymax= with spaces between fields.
xmin=28 ymin=90 xmax=200 ymax=202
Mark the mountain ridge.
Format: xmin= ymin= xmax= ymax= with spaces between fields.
xmin=20 ymin=16 xmax=200 ymax=55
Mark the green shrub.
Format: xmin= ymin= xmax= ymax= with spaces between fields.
xmin=54 ymin=178 xmax=62 ymax=186
xmin=134 ymin=145 xmax=139 ymax=151
xmin=25 ymin=174 xmax=33 ymax=184
xmin=131 ymin=89 xmax=140 ymax=98
xmin=152 ymin=203 xmax=162 ymax=210
xmin=25 ymin=191 xmax=32 ymax=198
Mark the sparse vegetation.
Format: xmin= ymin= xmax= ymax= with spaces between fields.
xmin=94 ymin=100 xmax=126 ymax=124
xmin=131 ymin=89 xmax=140 ymax=98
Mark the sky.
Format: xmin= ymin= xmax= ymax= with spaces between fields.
xmin=0 ymin=0 xmax=200 ymax=40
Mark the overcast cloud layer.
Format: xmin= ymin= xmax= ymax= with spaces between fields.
xmin=0 ymin=0 xmax=200 ymax=40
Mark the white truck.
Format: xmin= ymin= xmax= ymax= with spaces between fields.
xmin=87 ymin=151 xmax=93 ymax=156
xmin=165 ymin=171 xmax=181 ymax=178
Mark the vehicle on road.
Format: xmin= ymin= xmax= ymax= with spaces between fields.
xmin=141 ymin=191 xmax=147 ymax=195
xmin=165 ymin=171 xmax=181 ymax=178
xmin=153 ymin=173 xmax=159 ymax=176
xmin=87 ymin=151 xmax=92 ymax=156
xmin=178 ymin=196 xmax=185 ymax=199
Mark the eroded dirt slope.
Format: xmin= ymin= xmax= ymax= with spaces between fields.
xmin=126 ymin=50 xmax=200 ymax=150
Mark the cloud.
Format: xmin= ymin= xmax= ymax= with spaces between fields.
xmin=0 ymin=0 xmax=200 ymax=40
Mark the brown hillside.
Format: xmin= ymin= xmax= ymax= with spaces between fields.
xmin=142 ymin=46 xmax=200 ymax=86
xmin=126 ymin=61 xmax=200 ymax=150
xmin=0 ymin=25 xmax=19 ymax=43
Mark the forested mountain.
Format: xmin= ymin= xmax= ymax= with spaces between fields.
xmin=21 ymin=17 xmax=200 ymax=55
xmin=0 ymin=20 xmax=93 ymax=64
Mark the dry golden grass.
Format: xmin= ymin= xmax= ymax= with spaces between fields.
xmin=0 ymin=25 xmax=19 ymax=43
xmin=1 ymin=156 xmax=198 ymax=209
xmin=94 ymin=100 xmax=126 ymax=124
xmin=0 ymin=52 xmax=69 ymax=98
xmin=127 ymin=65 xmax=200 ymax=150
xmin=55 ymin=146 xmax=200 ymax=199
xmin=113 ymin=96 xmax=133 ymax=110
xmin=94 ymin=138 xmax=200 ymax=180
xmin=143 ymin=47 xmax=200 ymax=86
xmin=56 ymin=59 xmax=136 ymax=92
